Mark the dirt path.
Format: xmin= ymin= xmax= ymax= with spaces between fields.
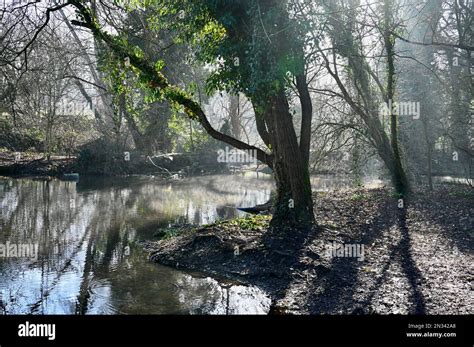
xmin=144 ymin=185 xmax=473 ymax=314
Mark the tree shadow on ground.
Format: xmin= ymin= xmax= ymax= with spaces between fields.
xmin=351 ymin=207 xmax=425 ymax=314
xmin=302 ymin=196 xmax=396 ymax=313
xmin=408 ymin=191 xmax=473 ymax=255
xmin=302 ymin=200 xmax=426 ymax=314
xmin=257 ymin=195 xmax=395 ymax=313
xmin=148 ymin=188 xmax=472 ymax=314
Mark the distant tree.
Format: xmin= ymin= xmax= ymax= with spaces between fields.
xmin=306 ymin=0 xmax=410 ymax=195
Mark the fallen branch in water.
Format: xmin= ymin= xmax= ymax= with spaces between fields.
xmin=146 ymin=156 xmax=176 ymax=178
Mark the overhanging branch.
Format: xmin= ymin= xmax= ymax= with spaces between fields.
xmin=393 ymin=32 xmax=474 ymax=52
xmin=67 ymin=0 xmax=273 ymax=168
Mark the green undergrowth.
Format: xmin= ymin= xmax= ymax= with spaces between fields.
xmin=154 ymin=215 xmax=271 ymax=240
xmin=211 ymin=215 xmax=271 ymax=231
xmin=153 ymin=224 xmax=197 ymax=239
xmin=448 ymin=188 xmax=474 ymax=198
xmin=349 ymin=192 xmax=367 ymax=201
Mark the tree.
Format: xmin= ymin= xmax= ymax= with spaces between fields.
xmin=306 ymin=0 xmax=410 ymax=195
xmin=397 ymin=0 xmax=473 ymax=181
xmin=67 ymin=0 xmax=315 ymax=228
xmin=0 ymin=11 xmax=95 ymax=157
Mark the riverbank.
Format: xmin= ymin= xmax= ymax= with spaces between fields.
xmin=0 ymin=149 xmax=232 ymax=177
xmin=0 ymin=151 xmax=75 ymax=177
xmin=143 ymin=185 xmax=473 ymax=314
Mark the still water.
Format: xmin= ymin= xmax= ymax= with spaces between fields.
xmin=0 ymin=174 xmax=275 ymax=314
xmin=0 ymin=173 xmax=381 ymax=315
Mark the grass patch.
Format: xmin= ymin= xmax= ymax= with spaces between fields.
xmin=153 ymin=224 xmax=196 ymax=239
xmin=204 ymin=215 xmax=271 ymax=231
xmin=154 ymin=215 xmax=271 ymax=239
xmin=388 ymin=191 xmax=404 ymax=199
xmin=324 ymin=220 xmax=339 ymax=230
xmin=316 ymin=191 xmax=328 ymax=198
xmin=350 ymin=192 xmax=367 ymax=201
xmin=227 ymin=215 xmax=271 ymax=230
xmin=448 ymin=189 xmax=474 ymax=198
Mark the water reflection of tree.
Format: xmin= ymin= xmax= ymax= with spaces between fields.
xmin=0 ymin=179 xmax=85 ymax=313
xmin=0 ymin=175 xmax=273 ymax=313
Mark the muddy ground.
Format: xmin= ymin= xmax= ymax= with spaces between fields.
xmin=143 ymin=185 xmax=473 ymax=314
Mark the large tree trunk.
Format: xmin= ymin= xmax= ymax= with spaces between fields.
xmin=427 ymin=146 xmax=433 ymax=191
xmin=377 ymin=139 xmax=410 ymax=196
xmin=296 ymin=74 xmax=313 ymax=168
xmin=259 ymin=91 xmax=314 ymax=229
xmin=384 ymin=0 xmax=410 ymax=196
